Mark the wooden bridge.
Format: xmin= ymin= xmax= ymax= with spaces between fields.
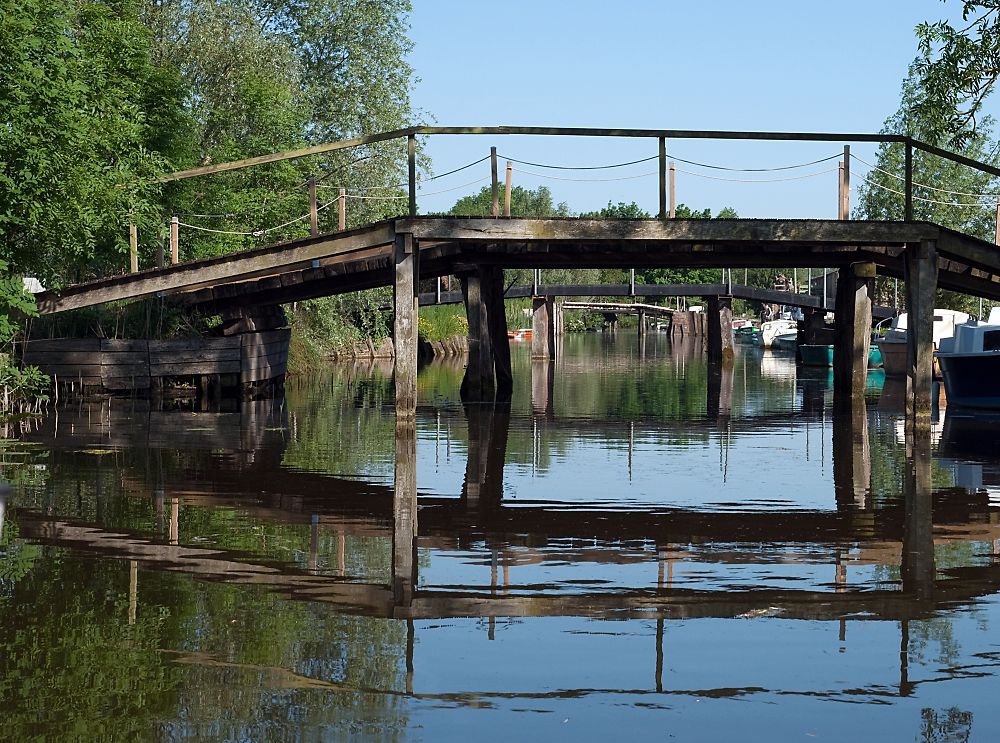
xmin=29 ymin=126 xmax=1000 ymax=423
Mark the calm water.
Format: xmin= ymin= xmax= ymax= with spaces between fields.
xmin=2 ymin=333 xmax=1000 ymax=741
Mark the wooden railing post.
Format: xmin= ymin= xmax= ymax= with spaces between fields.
xmin=129 ymin=223 xmax=139 ymax=273
xmin=658 ymin=136 xmax=667 ymax=220
xmin=490 ymin=146 xmax=499 ymax=217
xmin=407 ymin=134 xmax=417 ymax=216
xmin=842 ymin=145 xmax=851 ymax=219
xmin=904 ymin=140 xmax=913 ymax=221
xmin=308 ymin=176 xmax=319 ymax=236
xmin=669 ymin=160 xmax=676 ymax=218
xmin=338 ymin=187 xmax=346 ymax=231
xmin=169 ymin=216 xmax=179 ymax=265
xmin=504 ymin=160 xmax=513 ymax=217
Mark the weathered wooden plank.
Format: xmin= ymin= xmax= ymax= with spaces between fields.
xmin=23 ymin=351 xmax=102 ymax=365
xmin=37 ymin=223 xmax=396 ymax=315
xmin=101 ymin=362 xmax=150 ymax=377
xmin=101 ymin=339 xmax=148 ymax=353
xmin=150 ymin=360 xmax=242 ymax=376
xmin=148 ymin=337 xmax=241 ymax=352
xmin=101 ymin=352 xmax=148 ymax=365
xmin=24 ymin=339 xmax=101 ymax=353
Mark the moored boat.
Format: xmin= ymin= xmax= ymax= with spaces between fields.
xmin=875 ymin=309 xmax=970 ymax=378
xmin=758 ymin=319 xmax=797 ymax=349
xmin=936 ymin=308 xmax=1000 ymax=410
xmin=799 ymin=344 xmax=884 ymax=368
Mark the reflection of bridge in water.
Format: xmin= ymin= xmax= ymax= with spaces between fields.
xmin=8 ymin=388 xmax=1000 ymax=697
xmin=9 ymin=396 xmax=1000 ymax=621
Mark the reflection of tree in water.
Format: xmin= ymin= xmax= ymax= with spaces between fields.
xmin=920 ymin=706 xmax=972 ymax=743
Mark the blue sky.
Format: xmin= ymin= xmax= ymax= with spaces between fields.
xmin=405 ymin=1 xmax=980 ymax=218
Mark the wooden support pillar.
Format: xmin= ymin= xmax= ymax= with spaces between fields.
xmin=706 ymin=296 xmax=734 ymax=364
xmin=393 ymin=417 xmax=418 ymax=606
xmin=532 ymin=296 xmax=556 ymax=360
xmin=393 ymin=232 xmax=418 ymax=418
xmin=460 ymin=271 xmax=495 ymax=401
xmin=669 ymin=160 xmax=676 ymax=218
xmin=904 ymin=240 xmax=938 ymax=430
xmin=637 ymin=309 xmax=646 ymax=338
xmin=901 ymin=429 xmax=935 ymax=600
xmin=833 ymin=262 xmax=875 ymax=407
xmin=832 ymin=402 xmax=872 ymax=510
xmin=338 ymin=187 xmax=346 ymax=231
xmin=482 ymin=266 xmax=512 ymax=400
xmin=504 ymin=161 xmax=513 ymax=217
xmin=490 ymin=146 xmax=499 ymax=217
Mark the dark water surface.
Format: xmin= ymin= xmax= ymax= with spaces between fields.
xmin=3 ymin=333 xmax=1000 ymax=740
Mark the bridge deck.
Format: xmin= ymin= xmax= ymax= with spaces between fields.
xmin=34 ymin=217 xmax=1000 ymax=315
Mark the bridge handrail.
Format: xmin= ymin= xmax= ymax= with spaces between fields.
xmin=155 ymin=125 xmax=1000 ymax=225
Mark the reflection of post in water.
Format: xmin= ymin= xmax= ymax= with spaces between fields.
xmin=169 ymin=497 xmax=180 ymax=545
xmin=461 ymin=403 xmax=511 ymax=512
xmin=0 ymin=486 xmax=7 ymax=542
xmin=308 ymin=513 xmax=319 ymax=572
xmin=128 ymin=559 xmax=138 ymax=626
xmin=831 ymin=402 xmax=871 ymax=510
xmin=706 ymin=358 xmax=734 ymax=420
xmin=393 ymin=418 xmax=418 ymax=606
xmin=902 ymin=430 xmax=935 ymax=601
xmin=531 ymin=360 xmax=554 ymax=418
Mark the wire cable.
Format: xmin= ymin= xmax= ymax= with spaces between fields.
xmin=498 ymin=154 xmax=659 ymax=170
xmin=669 ymin=152 xmax=842 ymax=172
xmin=854 ymin=173 xmax=993 ymax=208
xmin=674 ymin=166 xmax=839 ymax=183
xmin=511 ymin=167 xmax=657 ymax=183
xmin=850 ymin=152 xmax=1000 ymax=199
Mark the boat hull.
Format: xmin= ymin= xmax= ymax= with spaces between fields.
xmin=799 ymin=344 xmax=883 ymax=368
xmin=938 ymin=352 xmax=1000 ymax=410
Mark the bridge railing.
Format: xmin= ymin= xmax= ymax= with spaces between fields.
xmin=135 ymin=127 xmax=1000 ymax=275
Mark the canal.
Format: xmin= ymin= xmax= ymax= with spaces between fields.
xmin=1 ymin=333 xmax=999 ymax=740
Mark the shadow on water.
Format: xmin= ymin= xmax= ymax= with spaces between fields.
xmin=2 ymin=334 xmax=1000 ymax=738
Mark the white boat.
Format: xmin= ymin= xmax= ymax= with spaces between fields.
xmin=875 ymin=309 xmax=970 ymax=377
xmin=936 ymin=308 xmax=1000 ymax=410
xmin=758 ymin=319 xmax=797 ymax=349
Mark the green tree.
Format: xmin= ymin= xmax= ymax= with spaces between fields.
xmin=449 ymin=184 xmax=570 ymax=217
xmin=855 ymin=60 xmax=999 ymax=314
xmin=914 ymin=1 xmax=1000 ymax=144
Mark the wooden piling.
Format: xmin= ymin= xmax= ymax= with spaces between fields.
xmin=832 ymin=262 xmax=875 ymax=406
xmin=531 ymin=296 xmax=555 ymax=360
xmin=460 ymin=271 xmax=495 ymax=401
xmin=706 ymin=296 xmax=734 ymax=363
xmin=482 ymin=266 xmax=512 ymax=399
xmin=393 ymin=232 xmax=418 ymax=418
xmin=338 ymin=187 xmax=346 ymax=231
xmin=904 ymin=240 xmax=938 ymax=429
